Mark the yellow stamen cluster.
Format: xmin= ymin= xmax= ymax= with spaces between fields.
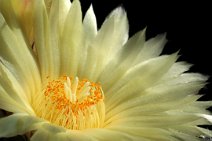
xmin=32 ymin=76 xmax=105 ymax=130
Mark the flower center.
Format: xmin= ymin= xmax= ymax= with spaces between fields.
xmin=32 ymin=76 xmax=105 ymax=130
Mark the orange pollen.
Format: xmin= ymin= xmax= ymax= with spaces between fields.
xmin=44 ymin=76 xmax=103 ymax=116
xmin=33 ymin=76 xmax=105 ymax=130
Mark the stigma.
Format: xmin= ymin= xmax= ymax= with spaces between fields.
xmin=32 ymin=76 xmax=105 ymax=130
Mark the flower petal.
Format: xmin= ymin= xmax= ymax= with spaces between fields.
xmin=198 ymin=114 xmax=212 ymax=123
xmin=0 ymin=13 xmax=41 ymax=101
xmin=0 ymin=1 xmax=20 ymax=32
xmin=161 ymin=61 xmax=193 ymax=80
xmin=0 ymin=86 xmax=30 ymax=113
xmin=82 ymin=7 xmax=129 ymax=81
xmin=83 ymin=4 xmax=97 ymax=43
xmin=133 ymin=33 xmax=167 ymax=63
xmin=0 ymin=0 xmax=34 ymax=46
xmin=99 ymin=33 xmax=168 ymax=93
xmin=107 ymin=126 xmax=179 ymax=141
xmin=33 ymin=0 xmax=60 ymax=79
xmin=105 ymin=76 xmax=207 ymax=121
xmin=0 ymin=113 xmax=44 ymax=138
xmin=84 ymin=128 xmax=150 ymax=141
xmin=60 ymin=0 xmax=83 ymax=76
xmin=98 ymin=29 xmax=146 ymax=90
xmin=0 ymin=63 xmax=35 ymax=114
xmin=109 ymin=113 xmax=201 ymax=127
xmin=172 ymin=126 xmax=212 ymax=138
xmin=78 ymin=5 xmax=98 ymax=76
xmin=31 ymin=123 xmax=96 ymax=141
xmin=105 ymin=53 xmax=178 ymax=111
xmin=58 ymin=0 xmax=71 ymax=34
xmin=169 ymin=129 xmax=202 ymax=141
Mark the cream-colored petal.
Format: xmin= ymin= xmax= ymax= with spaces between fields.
xmin=84 ymin=128 xmax=150 ymax=141
xmin=82 ymin=7 xmax=129 ymax=81
xmin=105 ymin=96 xmax=202 ymax=126
xmin=198 ymin=114 xmax=212 ymax=123
xmin=161 ymin=61 xmax=193 ymax=80
xmin=105 ymin=69 xmax=209 ymax=125
xmin=99 ymin=33 xmax=167 ymax=92
xmin=172 ymin=126 xmax=212 ymax=138
xmin=83 ymin=5 xmax=97 ymax=43
xmin=78 ymin=5 xmax=98 ymax=77
xmin=33 ymin=0 xmax=60 ymax=79
xmin=31 ymin=124 xmax=66 ymax=141
xmin=58 ymin=0 xmax=71 ymax=34
xmin=98 ymin=29 xmax=146 ymax=90
xmin=0 ymin=0 xmax=34 ymax=46
xmin=31 ymin=123 xmax=96 ymax=141
xmin=0 ymin=86 xmax=31 ymax=113
xmin=107 ymin=126 xmax=179 ymax=141
xmin=60 ymin=0 xmax=83 ymax=76
xmin=0 ymin=1 xmax=20 ymax=32
xmin=105 ymin=53 xmax=178 ymax=111
xmin=0 ymin=113 xmax=44 ymax=138
xmin=196 ymin=126 xmax=212 ymax=137
xmin=0 ymin=13 xmax=41 ymax=100
xmin=133 ymin=33 xmax=167 ymax=64
xmin=0 ymin=63 xmax=35 ymax=114
xmin=31 ymin=128 xmax=52 ymax=141
xmin=109 ymin=113 xmax=201 ymax=127
xmin=156 ymin=73 xmax=208 ymax=87
xmin=105 ymin=80 xmax=206 ymax=121
xmin=169 ymin=129 xmax=203 ymax=141
xmin=48 ymin=0 xmax=61 ymax=77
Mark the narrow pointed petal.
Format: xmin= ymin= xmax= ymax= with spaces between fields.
xmin=108 ymin=126 xmax=179 ymax=141
xmin=106 ymin=53 xmax=178 ymax=110
xmin=33 ymin=0 xmax=60 ymax=79
xmin=83 ymin=5 xmax=97 ymax=43
xmin=161 ymin=61 xmax=193 ymax=80
xmin=0 ymin=13 xmax=41 ymax=100
xmin=60 ymin=0 xmax=83 ymax=76
xmin=82 ymin=7 xmax=129 ymax=81
xmin=105 ymin=77 xmax=207 ymax=121
xmin=78 ymin=5 xmax=98 ymax=77
xmin=99 ymin=30 xmax=146 ymax=90
xmin=134 ymin=34 xmax=167 ymax=63
xmin=0 ymin=63 xmax=35 ymax=114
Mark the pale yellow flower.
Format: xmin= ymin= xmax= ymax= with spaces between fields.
xmin=0 ymin=0 xmax=212 ymax=141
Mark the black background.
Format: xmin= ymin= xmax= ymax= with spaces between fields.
xmin=80 ymin=0 xmax=212 ymax=102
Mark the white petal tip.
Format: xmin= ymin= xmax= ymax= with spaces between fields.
xmin=198 ymin=114 xmax=212 ymax=123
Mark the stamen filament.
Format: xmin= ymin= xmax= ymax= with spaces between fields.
xmin=32 ymin=76 xmax=105 ymax=130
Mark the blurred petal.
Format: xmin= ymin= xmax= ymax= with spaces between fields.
xmin=0 ymin=0 xmax=34 ymax=46
xmin=85 ymin=128 xmax=150 ymax=141
xmin=31 ymin=123 xmax=95 ymax=141
xmin=0 ymin=113 xmax=44 ymax=137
